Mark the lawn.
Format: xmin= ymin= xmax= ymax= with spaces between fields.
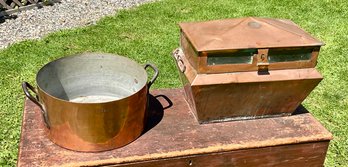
xmin=0 ymin=0 xmax=347 ymax=166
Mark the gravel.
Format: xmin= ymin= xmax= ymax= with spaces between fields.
xmin=0 ymin=0 xmax=155 ymax=49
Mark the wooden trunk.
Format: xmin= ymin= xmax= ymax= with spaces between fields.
xmin=17 ymin=88 xmax=332 ymax=167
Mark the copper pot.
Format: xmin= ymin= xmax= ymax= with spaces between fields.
xmin=22 ymin=53 xmax=158 ymax=152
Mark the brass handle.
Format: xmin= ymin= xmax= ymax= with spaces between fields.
xmin=172 ymin=48 xmax=186 ymax=73
xmin=177 ymin=56 xmax=186 ymax=73
xmin=22 ymin=82 xmax=50 ymax=128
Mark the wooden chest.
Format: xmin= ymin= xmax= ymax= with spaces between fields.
xmin=18 ymin=88 xmax=332 ymax=166
xmin=173 ymin=17 xmax=324 ymax=123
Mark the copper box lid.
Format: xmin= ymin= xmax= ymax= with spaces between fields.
xmin=179 ymin=17 xmax=324 ymax=52
xmin=179 ymin=17 xmax=324 ymax=74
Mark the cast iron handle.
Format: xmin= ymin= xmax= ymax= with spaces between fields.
xmin=22 ymin=82 xmax=43 ymax=110
xmin=22 ymin=82 xmax=50 ymax=128
xmin=144 ymin=64 xmax=159 ymax=89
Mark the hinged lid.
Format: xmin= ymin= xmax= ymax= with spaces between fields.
xmin=179 ymin=17 xmax=324 ymax=52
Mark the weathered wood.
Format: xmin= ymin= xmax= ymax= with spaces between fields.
xmin=108 ymin=141 xmax=330 ymax=167
xmin=0 ymin=0 xmax=12 ymax=10
xmin=0 ymin=0 xmax=60 ymax=17
xmin=17 ymin=88 xmax=332 ymax=166
xmin=12 ymin=0 xmax=23 ymax=7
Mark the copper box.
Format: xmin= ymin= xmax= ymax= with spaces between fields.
xmin=173 ymin=17 xmax=324 ymax=123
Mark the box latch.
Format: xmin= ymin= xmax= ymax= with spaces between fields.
xmin=256 ymin=49 xmax=269 ymax=74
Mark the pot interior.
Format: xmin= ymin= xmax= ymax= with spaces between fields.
xmin=36 ymin=53 xmax=147 ymax=103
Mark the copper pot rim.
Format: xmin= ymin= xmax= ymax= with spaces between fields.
xmin=37 ymin=83 xmax=148 ymax=105
xmin=35 ymin=52 xmax=149 ymax=105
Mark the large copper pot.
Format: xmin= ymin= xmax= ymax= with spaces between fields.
xmin=22 ymin=53 xmax=158 ymax=152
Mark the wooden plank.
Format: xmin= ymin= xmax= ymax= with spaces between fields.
xmin=12 ymin=0 xmax=23 ymax=7
xmin=0 ymin=0 xmax=12 ymax=10
xmin=17 ymin=88 xmax=332 ymax=166
xmin=107 ymin=141 xmax=330 ymax=167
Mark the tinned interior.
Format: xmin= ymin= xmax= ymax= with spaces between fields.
xmin=36 ymin=53 xmax=147 ymax=103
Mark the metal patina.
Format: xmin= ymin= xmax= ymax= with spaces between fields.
xmin=174 ymin=17 xmax=324 ymax=123
xmin=22 ymin=53 xmax=158 ymax=152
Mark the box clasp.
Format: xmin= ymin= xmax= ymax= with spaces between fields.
xmin=256 ymin=49 xmax=269 ymax=74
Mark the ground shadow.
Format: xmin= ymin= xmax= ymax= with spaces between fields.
xmin=142 ymin=94 xmax=173 ymax=134
xmin=0 ymin=1 xmax=61 ymax=23
xmin=292 ymin=104 xmax=309 ymax=115
xmin=0 ymin=15 xmax=17 ymax=24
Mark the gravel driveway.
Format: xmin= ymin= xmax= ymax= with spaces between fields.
xmin=0 ymin=0 xmax=154 ymax=49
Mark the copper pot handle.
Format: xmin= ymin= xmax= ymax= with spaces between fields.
xmin=144 ymin=64 xmax=159 ymax=89
xmin=22 ymin=82 xmax=50 ymax=128
xmin=22 ymin=82 xmax=43 ymax=109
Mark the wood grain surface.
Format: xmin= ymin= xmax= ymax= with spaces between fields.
xmin=17 ymin=88 xmax=332 ymax=166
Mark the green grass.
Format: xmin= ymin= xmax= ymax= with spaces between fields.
xmin=0 ymin=0 xmax=347 ymax=166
